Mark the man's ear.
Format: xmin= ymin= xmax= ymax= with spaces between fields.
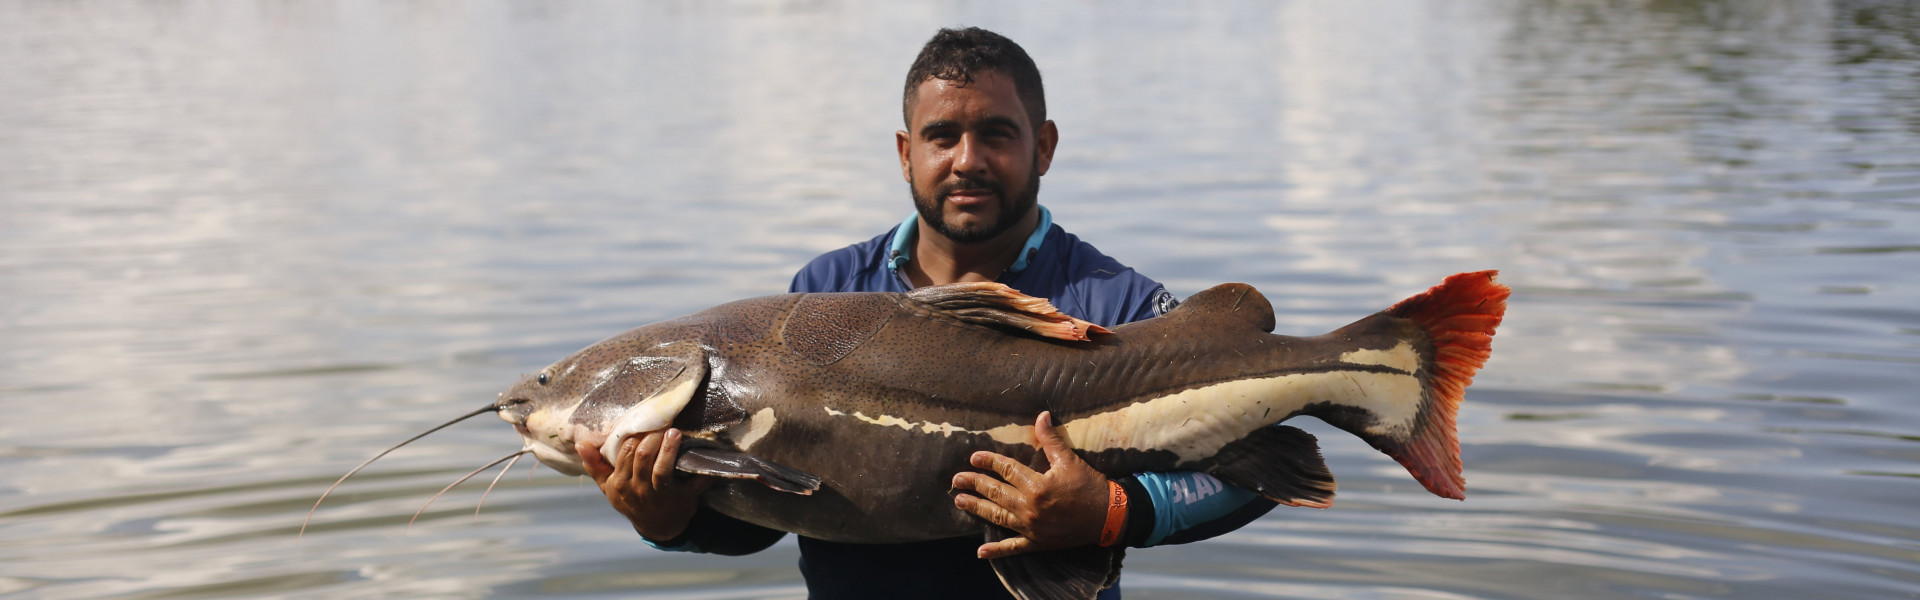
xmin=896 ymin=129 xmax=913 ymax=183
xmin=1035 ymin=120 xmax=1059 ymax=177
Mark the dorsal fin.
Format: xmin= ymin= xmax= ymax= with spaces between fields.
xmin=906 ymin=282 xmax=1109 ymax=342
xmin=1162 ymin=283 xmax=1276 ymax=332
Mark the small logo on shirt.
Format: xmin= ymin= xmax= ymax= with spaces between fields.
xmin=1152 ymin=289 xmax=1180 ymax=317
xmin=1168 ymin=473 xmax=1228 ymax=506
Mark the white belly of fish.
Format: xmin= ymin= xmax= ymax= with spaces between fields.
xmin=1053 ymin=370 xmax=1423 ymax=463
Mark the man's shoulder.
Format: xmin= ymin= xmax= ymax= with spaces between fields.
xmin=790 ymin=229 xmax=894 ymax=294
xmin=1051 ymin=228 xmax=1144 ymax=282
xmin=1052 ymin=227 xmax=1165 ymax=292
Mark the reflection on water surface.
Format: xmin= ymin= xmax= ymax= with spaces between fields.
xmin=1 ymin=1 xmax=1916 ymax=599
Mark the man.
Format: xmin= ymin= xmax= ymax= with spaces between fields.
xmin=582 ymin=27 xmax=1275 ymax=599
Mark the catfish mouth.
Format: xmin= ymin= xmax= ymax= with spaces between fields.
xmin=524 ymin=435 xmax=588 ymax=477
xmin=509 ymin=401 xmax=595 ymax=477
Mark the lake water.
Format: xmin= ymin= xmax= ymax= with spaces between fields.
xmin=2 ymin=1 xmax=1917 ymax=599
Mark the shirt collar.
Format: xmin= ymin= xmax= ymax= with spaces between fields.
xmin=886 ymin=205 xmax=1052 ymax=276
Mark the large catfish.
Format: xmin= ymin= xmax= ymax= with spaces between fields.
xmin=310 ymin=271 xmax=1507 ymax=600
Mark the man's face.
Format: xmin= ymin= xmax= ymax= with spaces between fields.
xmin=897 ymin=72 xmax=1058 ymax=244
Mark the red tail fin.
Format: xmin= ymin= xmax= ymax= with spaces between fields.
xmin=1382 ymin=270 xmax=1509 ymax=500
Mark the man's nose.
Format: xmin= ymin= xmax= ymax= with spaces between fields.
xmin=952 ymin=133 xmax=986 ymax=176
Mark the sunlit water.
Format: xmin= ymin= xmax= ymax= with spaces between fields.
xmin=2 ymin=1 xmax=1917 ymax=599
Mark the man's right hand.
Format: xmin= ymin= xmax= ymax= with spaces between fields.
xmin=577 ymin=428 xmax=716 ymax=541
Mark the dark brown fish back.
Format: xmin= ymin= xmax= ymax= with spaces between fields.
xmin=708 ymin=294 xmax=793 ymax=346
xmin=1145 ymin=282 xmax=1275 ymax=333
xmin=782 ymin=293 xmax=898 ymax=366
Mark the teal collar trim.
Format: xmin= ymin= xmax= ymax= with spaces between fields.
xmin=1010 ymin=205 xmax=1051 ymax=274
xmin=885 ymin=214 xmax=917 ymax=271
xmin=885 ymin=205 xmax=1052 ymax=276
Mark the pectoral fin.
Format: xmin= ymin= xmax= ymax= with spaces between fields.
xmin=1206 ymin=425 xmax=1337 ymax=508
xmin=984 ymin=526 xmax=1124 ymax=600
xmin=597 ymin=346 xmax=709 ymax=466
xmin=674 ymin=443 xmax=822 ymax=495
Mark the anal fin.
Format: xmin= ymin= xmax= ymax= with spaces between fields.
xmin=984 ymin=526 xmax=1124 ymax=600
xmin=674 ymin=443 xmax=822 ymax=496
xmin=1206 ymin=425 xmax=1337 ymax=508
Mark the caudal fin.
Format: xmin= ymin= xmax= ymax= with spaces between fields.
xmin=1376 ymin=270 xmax=1508 ymax=500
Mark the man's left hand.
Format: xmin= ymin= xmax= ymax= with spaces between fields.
xmin=951 ymin=411 xmax=1111 ymax=559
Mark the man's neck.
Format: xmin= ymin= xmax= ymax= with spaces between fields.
xmin=904 ymin=207 xmax=1041 ymax=288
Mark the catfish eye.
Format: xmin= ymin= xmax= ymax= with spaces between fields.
xmin=537 ymin=373 xmax=550 ymax=385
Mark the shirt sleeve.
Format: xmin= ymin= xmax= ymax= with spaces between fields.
xmin=641 ymin=506 xmax=787 ymax=556
xmin=789 ymin=261 xmax=824 ymax=293
xmin=1119 ymin=471 xmax=1278 ymax=547
xmin=1135 ymin=285 xmax=1180 ymax=321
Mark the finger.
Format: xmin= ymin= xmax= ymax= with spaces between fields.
xmin=977 ymin=535 xmax=1036 ymax=559
xmin=606 ymin=436 xmax=639 ymax=483
xmin=576 ymin=440 xmax=613 ymax=482
xmin=1033 ymin=411 xmax=1080 ymax=468
xmin=954 ymin=492 xmax=1024 ymax=531
xmin=651 ymin=429 xmax=681 ymax=489
xmin=970 ymin=451 xmax=1038 ymax=489
xmin=952 ymin=471 xmax=1025 ymax=513
xmin=631 ymin=432 xmax=665 ymax=488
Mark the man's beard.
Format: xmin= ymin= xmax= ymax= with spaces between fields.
xmin=911 ymin=160 xmax=1041 ymax=244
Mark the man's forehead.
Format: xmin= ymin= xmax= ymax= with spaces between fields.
xmin=907 ymin=72 xmax=1031 ymax=130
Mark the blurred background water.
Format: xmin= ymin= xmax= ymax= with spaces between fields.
xmin=2 ymin=1 xmax=1917 ymax=598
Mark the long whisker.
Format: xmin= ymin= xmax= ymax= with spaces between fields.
xmin=527 ymin=460 xmax=539 ymax=482
xmin=409 ymin=450 xmax=530 ymax=531
xmin=300 ymin=404 xmax=499 ymax=539
xmin=473 ymin=451 xmax=526 ymax=523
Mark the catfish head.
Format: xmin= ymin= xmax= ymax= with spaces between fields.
xmin=302 ymin=328 xmax=715 ymax=537
xmin=497 ymin=332 xmax=709 ymax=477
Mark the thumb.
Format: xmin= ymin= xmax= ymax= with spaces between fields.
xmin=1033 ymin=411 xmax=1078 ymax=466
xmin=576 ymin=439 xmax=613 ymax=481
xmin=978 ymin=535 xmax=1036 ymax=559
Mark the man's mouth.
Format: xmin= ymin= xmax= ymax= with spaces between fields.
xmin=943 ymin=186 xmax=1000 ymax=206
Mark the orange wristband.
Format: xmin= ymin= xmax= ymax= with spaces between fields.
xmin=1099 ymin=479 xmax=1127 ymax=547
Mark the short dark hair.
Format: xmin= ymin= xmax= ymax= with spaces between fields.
xmin=902 ymin=27 xmax=1046 ymax=130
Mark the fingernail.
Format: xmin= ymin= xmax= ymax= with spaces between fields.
xmin=666 ymin=429 xmax=680 ymax=440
